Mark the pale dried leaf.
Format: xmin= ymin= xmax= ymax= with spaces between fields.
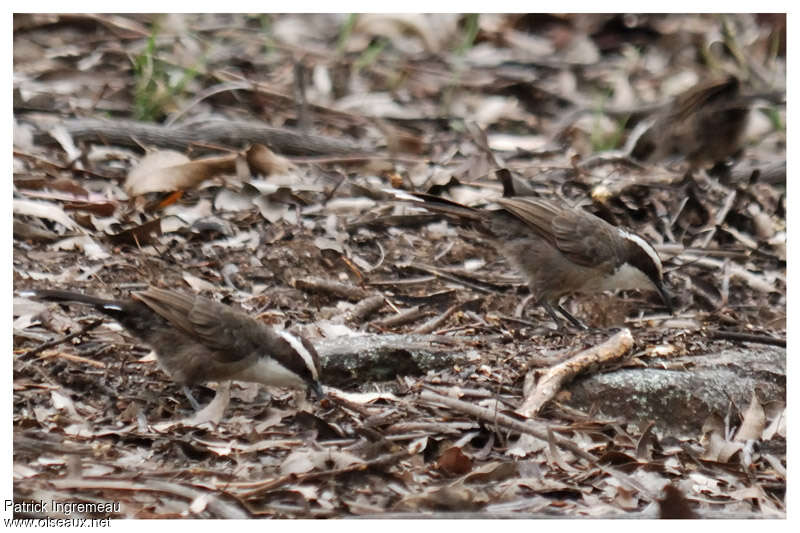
xmin=506 ymin=433 xmax=548 ymax=458
xmin=281 ymin=449 xmax=364 ymax=475
xmin=463 ymin=461 xmax=518 ymax=484
xmin=182 ymin=273 xmax=216 ymax=293
xmin=703 ymin=431 xmax=743 ymax=463
xmin=13 ymin=297 xmax=48 ymax=318
xmin=49 ymin=123 xmax=82 ymax=163
xmin=762 ymin=406 xmax=786 ymax=440
xmin=189 ymin=494 xmax=210 ymax=514
xmin=125 ymin=150 xmax=236 ymax=195
xmin=252 ymin=195 xmax=295 ymax=223
xmin=231 ymin=439 xmax=303 ymax=454
xmin=50 ymin=390 xmax=81 ymax=420
xmin=13 ymin=464 xmax=39 ymax=480
xmin=328 ymin=390 xmax=399 ymax=404
xmin=407 ymin=436 xmax=428 ymax=455
xmin=13 ymin=314 xmax=40 ymax=330
xmin=734 ymin=392 xmax=767 ymax=442
xmin=162 ymin=198 xmax=214 ymax=225
xmin=313 ymin=236 xmax=343 ymax=253
xmin=280 ymin=451 xmax=316 ymax=475
xmin=53 ymin=235 xmax=110 ymax=260
xmin=246 ymin=144 xmax=294 ymax=175
xmin=321 ymin=197 xmax=376 ymax=213
xmin=214 ymin=188 xmax=256 ymax=211
xmin=13 ymin=120 xmax=35 ymax=150
xmin=186 ymin=381 xmax=231 ymax=426
xmin=13 ymin=199 xmax=82 ymax=231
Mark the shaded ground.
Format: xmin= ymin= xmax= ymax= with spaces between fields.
xmin=12 ymin=14 xmax=785 ymax=518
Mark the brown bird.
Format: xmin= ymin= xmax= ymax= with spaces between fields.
xmin=631 ymin=76 xmax=750 ymax=169
xmin=23 ymin=287 xmax=323 ymax=413
xmin=411 ymin=191 xmax=670 ymax=328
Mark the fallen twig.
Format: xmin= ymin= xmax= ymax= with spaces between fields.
xmin=418 ymin=389 xmax=596 ymax=464
xmin=20 ymin=319 xmax=104 ymax=359
xmin=681 ymin=256 xmax=779 ymax=293
xmin=371 ymin=306 xmax=429 ymax=329
xmin=417 ymin=389 xmax=658 ymax=502
xmin=50 ymin=478 xmax=249 ymax=518
xmin=346 ymin=294 xmax=386 ymax=323
xmin=707 ymin=329 xmax=786 ymax=347
xmin=292 ymin=277 xmax=370 ymax=301
xmin=517 ymin=328 xmax=635 ymax=417
xmin=228 ymin=450 xmax=412 ymax=498
xmin=411 ymin=298 xmax=482 ymax=334
xmin=36 ymin=118 xmax=369 ymax=156
xmin=698 ymin=189 xmax=737 ymax=249
xmin=40 ymin=350 xmax=106 ymax=369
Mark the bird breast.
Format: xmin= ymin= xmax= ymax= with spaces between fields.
xmin=231 ymin=355 xmax=309 ymax=389
xmin=579 ymin=262 xmax=657 ymax=292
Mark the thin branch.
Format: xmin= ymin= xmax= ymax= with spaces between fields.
xmin=707 ymin=329 xmax=786 ymax=347
xmin=20 ymin=319 xmax=104 ymax=359
xmin=517 ymin=328 xmax=635 ymax=417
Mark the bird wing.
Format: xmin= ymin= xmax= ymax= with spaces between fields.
xmin=133 ymin=287 xmax=261 ymax=362
xmin=670 ymin=76 xmax=739 ymax=124
xmin=495 ymin=197 xmax=622 ymax=273
xmin=135 ymin=287 xmax=319 ymax=384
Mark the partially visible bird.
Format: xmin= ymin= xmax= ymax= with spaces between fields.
xmin=631 ymin=76 xmax=750 ymax=169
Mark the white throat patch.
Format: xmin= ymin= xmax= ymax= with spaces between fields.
xmin=603 ymin=263 xmax=657 ymax=291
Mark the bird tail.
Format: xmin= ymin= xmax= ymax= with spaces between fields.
xmin=408 ymin=192 xmax=485 ymax=222
xmin=21 ymin=289 xmax=126 ymax=313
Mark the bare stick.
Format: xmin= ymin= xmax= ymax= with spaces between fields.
xmin=371 ymin=306 xmax=429 ymax=328
xmin=418 ymin=390 xmax=597 ymax=464
xmin=228 ymin=450 xmax=411 ymax=498
xmin=517 ymin=328 xmax=634 ymax=417
xmin=418 ymin=388 xmax=658 ymax=502
xmin=707 ymin=329 xmax=786 ymax=347
xmin=698 ymin=189 xmax=737 ymax=249
xmin=345 ymin=294 xmax=386 ymax=324
xmin=292 ymin=277 xmax=370 ymax=301
xmin=20 ymin=319 xmax=104 ymax=359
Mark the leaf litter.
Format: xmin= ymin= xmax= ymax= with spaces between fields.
xmin=12 ymin=13 xmax=785 ymax=519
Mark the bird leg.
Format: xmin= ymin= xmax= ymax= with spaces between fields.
xmin=182 ymin=386 xmax=202 ymax=411
xmin=556 ymin=304 xmax=588 ymax=330
xmin=541 ymin=301 xmax=588 ymax=330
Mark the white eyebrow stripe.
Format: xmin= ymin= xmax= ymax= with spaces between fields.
xmin=617 ymin=229 xmax=663 ymax=270
xmin=278 ymin=331 xmax=318 ymax=380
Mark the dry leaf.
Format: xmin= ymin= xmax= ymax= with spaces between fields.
xmin=436 ymin=446 xmax=473 ymax=476
xmin=734 ymin=392 xmax=767 ymax=442
xmin=13 ymin=199 xmax=82 ymax=231
xmin=106 ymin=218 xmax=163 ymax=246
xmin=182 ymin=273 xmax=216 ymax=292
xmin=463 ymin=461 xmax=518 ymax=484
xmin=125 ymin=150 xmax=236 ymax=196
xmin=53 ymin=235 xmax=110 ymax=260
xmin=281 ymin=449 xmax=364 ymax=475
xmin=246 ymin=144 xmax=294 ymax=175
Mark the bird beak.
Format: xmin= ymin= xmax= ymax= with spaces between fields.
xmin=309 ymin=381 xmax=325 ymax=400
xmin=656 ymin=281 xmax=673 ymax=314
